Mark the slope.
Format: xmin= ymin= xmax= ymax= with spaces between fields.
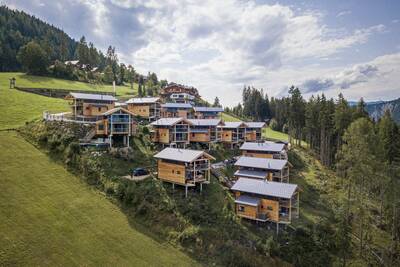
xmin=0 ymin=131 xmax=198 ymax=267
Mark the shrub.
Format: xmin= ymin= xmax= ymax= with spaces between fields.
xmin=269 ymin=118 xmax=279 ymax=131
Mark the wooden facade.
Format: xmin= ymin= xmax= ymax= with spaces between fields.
xmin=231 ymin=178 xmax=299 ymax=224
xmin=95 ymin=107 xmax=137 ymax=147
xmin=188 ymin=119 xmax=224 ymax=147
xmin=150 ymin=118 xmax=193 ymax=146
xmin=193 ymin=107 xmax=224 ymax=119
xmin=244 ymin=122 xmax=266 ymax=142
xmin=240 ymin=142 xmax=287 ymax=160
xmin=154 ymin=148 xmax=215 ymax=197
xmin=219 ymin=122 xmax=248 ymax=147
xmin=126 ymin=97 xmax=161 ymax=120
xmin=160 ymin=103 xmax=193 ymax=119
xmin=65 ymin=93 xmax=116 ymax=118
xmin=160 ymin=83 xmax=200 ymax=101
xmin=234 ymin=156 xmax=290 ymax=183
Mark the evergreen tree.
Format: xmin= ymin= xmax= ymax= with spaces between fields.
xmin=213 ymin=97 xmax=221 ymax=107
xmin=17 ymin=41 xmax=49 ymax=75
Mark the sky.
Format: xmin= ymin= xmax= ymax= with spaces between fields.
xmin=4 ymin=0 xmax=400 ymax=106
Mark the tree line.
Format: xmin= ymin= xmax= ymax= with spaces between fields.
xmin=230 ymin=85 xmax=400 ymax=264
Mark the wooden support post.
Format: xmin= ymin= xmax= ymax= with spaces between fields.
xmin=185 ymin=185 xmax=188 ymax=198
xmin=276 ymin=223 xmax=279 ymax=235
xmin=172 ymin=183 xmax=175 ymax=191
xmin=289 ymin=197 xmax=292 ymax=222
xmin=200 ymin=183 xmax=203 ymax=193
xmin=297 ymin=192 xmax=300 ymax=218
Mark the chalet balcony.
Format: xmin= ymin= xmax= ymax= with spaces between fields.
xmin=110 ymin=117 xmax=130 ymax=123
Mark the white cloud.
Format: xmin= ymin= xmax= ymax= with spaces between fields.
xmin=5 ymin=0 xmax=395 ymax=106
xmin=337 ymin=10 xmax=351 ymax=17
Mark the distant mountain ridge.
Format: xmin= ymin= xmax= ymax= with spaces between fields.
xmin=360 ymin=98 xmax=400 ymax=123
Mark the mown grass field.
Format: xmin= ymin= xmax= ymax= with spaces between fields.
xmin=0 ymin=131 xmax=198 ymax=266
xmin=1 ymin=72 xmax=137 ymax=96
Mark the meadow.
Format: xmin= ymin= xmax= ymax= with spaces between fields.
xmin=0 ymin=131 xmax=198 ymax=266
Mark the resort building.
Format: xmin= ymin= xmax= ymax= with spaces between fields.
xmin=219 ymin=121 xmax=248 ymax=147
xmin=154 ymin=147 xmax=215 ymax=197
xmin=240 ymin=142 xmax=287 ymax=159
xmin=231 ymin=178 xmax=299 ymax=224
xmin=125 ymin=97 xmax=161 ymax=120
xmin=245 ymin=122 xmax=266 ymax=142
xmin=160 ymin=103 xmax=193 ymax=118
xmin=187 ymin=119 xmax=225 ymax=148
xmin=160 ymin=83 xmax=200 ymax=104
xmin=234 ymin=156 xmax=289 ymax=183
xmin=65 ymin=92 xmax=117 ymax=118
xmin=150 ymin=118 xmax=193 ymax=147
xmin=193 ymin=107 xmax=224 ymax=119
xmin=94 ymin=107 xmax=137 ymax=147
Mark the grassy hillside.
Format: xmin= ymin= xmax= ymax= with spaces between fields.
xmin=0 ymin=131 xmax=198 ymax=266
xmin=1 ymin=72 xmax=137 ymax=96
xmin=0 ymin=87 xmax=68 ymax=130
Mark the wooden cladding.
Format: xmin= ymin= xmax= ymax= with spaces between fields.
xmin=128 ymin=104 xmax=150 ymax=117
xmin=82 ymin=103 xmax=114 ymax=116
xmin=260 ymin=199 xmax=279 ymax=222
xmin=242 ymin=151 xmax=274 ymax=159
xmin=157 ymin=160 xmax=186 ymax=185
xmin=221 ymin=130 xmax=232 ymax=142
xmin=236 ymin=204 xmax=257 ymax=219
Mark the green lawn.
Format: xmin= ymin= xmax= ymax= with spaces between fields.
xmin=0 ymin=132 xmax=198 ymax=266
xmin=0 ymin=87 xmax=68 ymax=130
xmin=1 ymin=72 xmax=137 ymax=97
xmin=220 ymin=112 xmax=241 ymax=122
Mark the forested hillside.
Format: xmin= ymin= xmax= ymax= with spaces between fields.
xmin=366 ymin=98 xmax=400 ymax=123
xmin=0 ymin=6 xmax=76 ymax=71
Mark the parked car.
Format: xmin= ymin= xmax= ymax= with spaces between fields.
xmin=132 ymin=168 xmax=149 ymax=177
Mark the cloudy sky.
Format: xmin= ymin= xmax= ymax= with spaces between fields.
xmin=5 ymin=0 xmax=400 ymax=106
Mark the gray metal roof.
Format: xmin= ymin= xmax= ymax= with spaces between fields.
xmin=245 ymin=122 xmax=266 ymax=128
xmin=220 ymin=121 xmax=248 ymax=128
xmin=126 ymin=97 xmax=160 ymax=104
xmin=231 ymin=178 xmax=297 ymax=199
xmin=161 ymin=103 xmax=192 ymax=109
xmin=234 ymin=156 xmax=287 ymax=170
xmin=187 ymin=119 xmax=223 ymax=126
xmin=235 ymin=195 xmax=260 ymax=206
xmin=150 ymin=118 xmax=187 ymax=126
xmin=154 ymin=147 xmax=214 ymax=162
xmin=193 ymin=107 xmax=224 ymax=112
xmin=240 ymin=142 xmax=285 ymax=152
xmin=234 ymin=169 xmax=268 ymax=179
xmin=69 ymin=92 xmax=117 ymax=101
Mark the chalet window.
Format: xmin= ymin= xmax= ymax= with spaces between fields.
xmin=98 ymin=107 xmax=102 ymax=112
xmin=267 ymin=206 xmax=273 ymax=211
xmin=192 ymin=133 xmax=195 ymax=137
xmin=176 ymin=171 xmax=181 ymax=175
xmin=238 ymin=205 xmax=245 ymax=212
xmin=172 ymin=170 xmax=174 ymax=173
xmin=98 ymin=124 xmax=104 ymax=131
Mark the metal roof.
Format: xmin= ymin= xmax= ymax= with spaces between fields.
xmin=150 ymin=117 xmax=189 ymax=126
xmin=193 ymin=107 xmax=224 ymax=112
xmin=126 ymin=97 xmax=160 ymax=104
xmin=245 ymin=122 xmax=266 ymax=128
xmin=187 ymin=119 xmax=223 ymax=126
xmin=154 ymin=148 xmax=215 ymax=162
xmin=234 ymin=156 xmax=287 ymax=170
xmin=220 ymin=121 xmax=248 ymax=128
xmin=231 ymin=178 xmax=297 ymax=199
xmin=235 ymin=195 xmax=260 ymax=206
xmin=234 ymin=169 xmax=268 ymax=179
xmin=68 ymin=92 xmax=117 ymax=101
xmin=240 ymin=142 xmax=285 ymax=152
xmin=161 ymin=103 xmax=193 ymax=109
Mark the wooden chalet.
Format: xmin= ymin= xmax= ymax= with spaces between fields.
xmin=187 ymin=119 xmax=225 ymax=148
xmin=125 ymin=97 xmax=161 ymax=120
xmin=219 ymin=121 xmax=248 ymax=147
xmin=154 ymin=148 xmax=215 ymax=196
xmin=160 ymin=103 xmax=193 ymax=118
xmin=245 ymin=122 xmax=266 ymax=141
xmin=193 ymin=107 xmax=224 ymax=119
xmin=160 ymin=83 xmax=200 ymax=103
xmin=240 ymin=142 xmax=287 ymax=159
xmin=231 ymin=178 xmax=299 ymax=224
xmin=150 ymin=118 xmax=193 ymax=147
xmin=65 ymin=92 xmax=116 ymax=118
xmin=95 ymin=107 xmax=137 ymax=147
xmin=234 ymin=156 xmax=289 ymax=183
